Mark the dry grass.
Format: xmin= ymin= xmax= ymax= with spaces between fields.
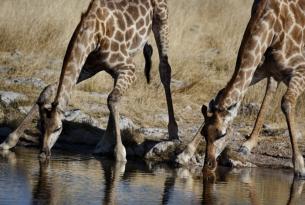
xmin=0 ymin=0 xmax=303 ymax=129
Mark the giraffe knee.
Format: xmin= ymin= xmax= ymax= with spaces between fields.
xmin=281 ymin=95 xmax=295 ymax=115
xmin=107 ymin=89 xmax=121 ymax=109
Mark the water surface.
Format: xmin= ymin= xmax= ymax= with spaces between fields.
xmin=0 ymin=147 xmax=304 ymax=205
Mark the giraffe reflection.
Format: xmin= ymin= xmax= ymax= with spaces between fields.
xmin=100 ymin=160 xmax=126 ymax=205
xmin=32 ymin=160 xmax=53 ymax=205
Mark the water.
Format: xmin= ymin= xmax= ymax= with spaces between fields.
xmin=0 ymin=147 xmax=304 ymax=205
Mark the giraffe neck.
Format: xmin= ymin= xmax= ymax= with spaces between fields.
xmin=218 ymin=0 xmax=271 ymax=110
xmin=54 ymin=5 xmax=98 ymax=110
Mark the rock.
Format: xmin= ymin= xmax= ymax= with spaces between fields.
xmin=120 ymin=115 xmax=137 ymax=131
xmin=65 ymin=109 xmax=100 ymax=127
xmin=218 ymin=147 xmax=256 ymax=168
xmin=145 ymin=141 xmax=178 ymax=161
xmin=5 ymin=77 xmax=46 ymax=89
xmin=82 ymin=103 xmax=109 ymax=115
xmin=239 ymin=102 xmax=260 ymax=116
xmin=139 ymin=127 xmax=168 ymax=141
xmin=18 ymin=106 xmax=32 ymax=115
xmin=64 ymin=109 xmax=101 ymax=128
xmin=0 ymin=91 xmax=28 ymax=106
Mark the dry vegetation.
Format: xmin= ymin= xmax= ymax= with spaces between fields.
xmin=0 ymin=0 xmax=304 ymax=130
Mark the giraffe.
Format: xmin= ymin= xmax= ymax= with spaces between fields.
xmin=0 ymin=0 xmax=179 ymax=161
xmin=180 ymin=0 xmax=305 ymax=177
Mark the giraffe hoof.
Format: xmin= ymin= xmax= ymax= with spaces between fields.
xmin=175 ymin=152 xmax=191 ymax=166
xmin=239 ymin=146 xmax=250 ymax=156
xmin=114 ymin=145 xmax=127 ymax=162
xmin=0 ymin=143 xmax=10 ymax=150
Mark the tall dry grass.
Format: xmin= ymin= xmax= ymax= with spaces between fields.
xmin=0 ymin=0 xmax=303 ymax=128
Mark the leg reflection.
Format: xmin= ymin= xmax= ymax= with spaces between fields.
xmin=32 ymin=160 xmax=52 ymax=205
xmin=240 ymin=169 xmax=261 ymax=205
xmin=0 ymin=149 xmax=17 ymax=165
xmin=201 ymin=167 xmax=232 ymax=205
xmin=101 ymin=160 xmax=126 ymax=205
xmin=286 ymin=176 xmax=305 ymax=205
xmin=161 ymin=175 xmax=176 ymax=205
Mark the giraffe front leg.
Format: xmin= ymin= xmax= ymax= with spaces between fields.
xmin=0 ymin=103 xmax=39 ymax=150
xmin=281 ymin=78 xmax=305 ymax=177
xmin=97 ymin=65 xmax=136 ymax=162
xmin=175 ymin=124 xmax=204 ymax=165
xmin=240 ymin=77 xmax=278 ymax=155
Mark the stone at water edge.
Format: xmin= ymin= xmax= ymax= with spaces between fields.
xmin=145 ymin=141 xmax=179 ymax=162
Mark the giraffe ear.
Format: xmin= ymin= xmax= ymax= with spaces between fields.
xmin=52 ymin=102 xmax=59 ymax=108
xmin=43 ymin=105 xmax=52 ymax=118
xmin=202 ymin=104 xmax=212 ymax=120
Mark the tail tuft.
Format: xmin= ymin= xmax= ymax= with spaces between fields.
xmin=143 ymin=43 xmax=153 ymax=84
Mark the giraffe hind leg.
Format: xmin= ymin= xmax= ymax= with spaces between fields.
xmin=152 ymin=4 xmax=179 ymax=140
xmin=143 ymin=43 xmax=153 ymax=84
xmin=159 ymin=56 xmax=179 ymax=140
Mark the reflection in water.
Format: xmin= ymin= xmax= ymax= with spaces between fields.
xmin=161 ymin=176 xmax=176 ymax=205
xmin=32 ymin=160 xmax=52 ymax=205
xmin=286 ymin=177 xmax=305 ymax=205
xmin=0 ymin=148 xmax=305 ymax=205
xmin=100 ymin=160 xmax=126 ymax=205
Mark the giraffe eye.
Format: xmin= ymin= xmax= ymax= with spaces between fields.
xmin=227 ymin=103 xmax=237 ymax=111
xmin=53 ymin=126 xmax=62 ymax=133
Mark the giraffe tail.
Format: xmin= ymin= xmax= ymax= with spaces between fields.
xmin=143 ymin=43 xmax=153 ymax=84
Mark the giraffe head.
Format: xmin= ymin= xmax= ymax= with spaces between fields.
xmin=201 ymin=90 xmax=239 ymax=171
xmin=38 ymin=102 xmax=64 ymax=158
